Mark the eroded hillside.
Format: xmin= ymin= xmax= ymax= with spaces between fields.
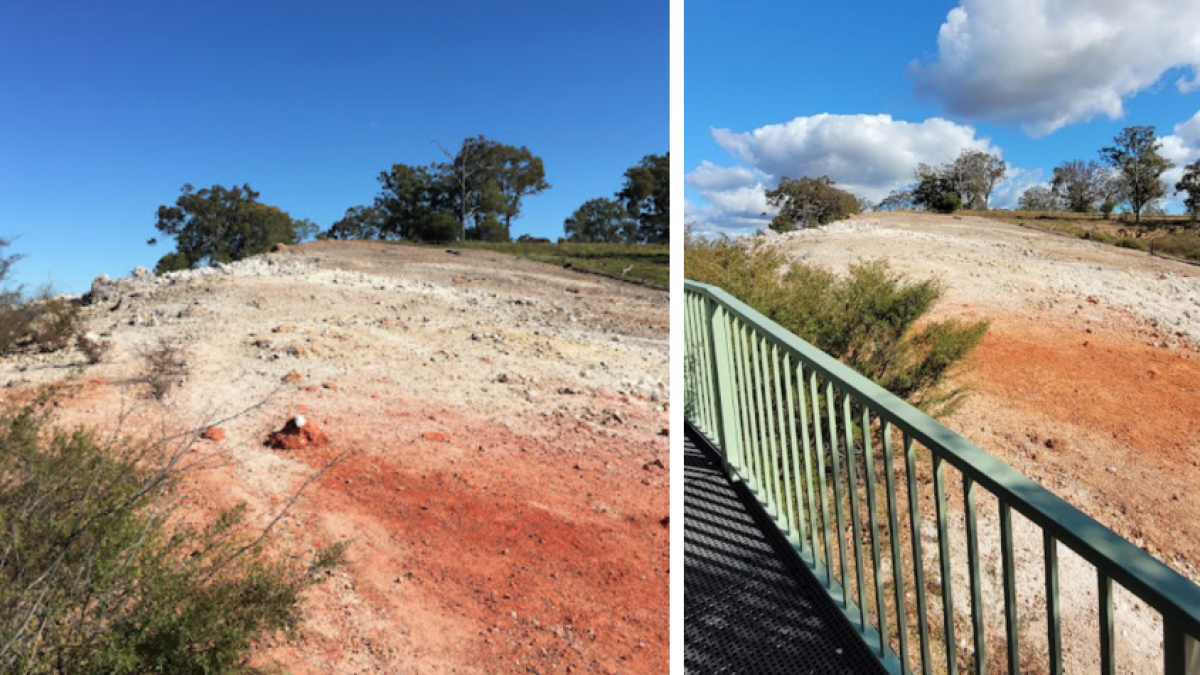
xmin=0 ymin=241 xmax=670 ymax=674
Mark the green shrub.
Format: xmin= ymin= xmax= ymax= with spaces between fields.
xmin=0 ymin=392 xmax=345 ymax=674
xmin=1149 ymin=234 xmax=1200 ymax=262
xmin=1115 ymin=238 xmax=1148 ymax=251
xmin=913 ymin=176 xmax=962 ymax=214
xmin=685 ymin=238 xmax=988 ymax=415
xmin=1080 ymin=230 xmax=1116 ymax=244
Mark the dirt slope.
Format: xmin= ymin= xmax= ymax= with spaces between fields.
xmin=760 ymin=212 xmax=1200 ymax=673
xmin=0 ymin=241 xmax=669 ymax=674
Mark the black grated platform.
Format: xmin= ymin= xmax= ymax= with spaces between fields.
xmin=685 ymin=428 xmax=889 ymax=675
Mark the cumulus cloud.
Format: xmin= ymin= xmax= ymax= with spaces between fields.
xmin=686 ymin=113 xmax=1011 ymax=234
xmin=685 ymin=160 xmax=758 ymax=192
xmin=1160 ymin=110 xmax=1200 ymax=195
xmin=909 ymin=0 xmax=1200 ymax=136
xmin=710 ymin=114 xmax=999 ymax=202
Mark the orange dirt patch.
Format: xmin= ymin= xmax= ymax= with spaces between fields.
xmin=960 ymin=310 xmax=1200 ymax=567
xmin=263 ymin=399 xmax=670 ymax=674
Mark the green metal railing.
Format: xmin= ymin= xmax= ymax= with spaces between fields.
xmin=685 ymin=279 xmax=1200 ymax=675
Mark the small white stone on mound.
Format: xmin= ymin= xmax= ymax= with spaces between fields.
xmin=293 ymin=414 xmax=307 ymax=429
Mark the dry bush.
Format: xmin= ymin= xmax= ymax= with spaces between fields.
xmin=138 ymin=337 xmax=188 ymax=400
xmin=0 ymin=389 xmax=347 ymax=674
xmin=75 ymin=332 xmax=111 ymax=364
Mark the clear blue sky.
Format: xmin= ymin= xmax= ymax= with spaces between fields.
xmin=0 ymin=0 xmax=667 ymax=293
xmin=686 ymin=0 xmax=1200 ymax=236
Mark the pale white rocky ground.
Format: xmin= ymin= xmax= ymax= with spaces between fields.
xmin=0 ymin=241 xmax=670 ymax=674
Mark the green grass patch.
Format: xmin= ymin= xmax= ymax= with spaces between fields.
xmin=406 ymin=241 xmax=669 ymax=288
xmin=987 ymin=210 xmax=1200 ymax=263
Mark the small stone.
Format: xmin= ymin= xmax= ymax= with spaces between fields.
xmin=282 ymin=370 xmax=303 ymax=383
xmin=422 ymin=431 xmax=451 ymax=443
xmin=201 ymin=427 xmax=225 ymax=442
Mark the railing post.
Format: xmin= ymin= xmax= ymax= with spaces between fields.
xmin=1164 ymin=621 xmax=1200 ymax=675
xmin=707 ymin=298 xmax=741 ymax=477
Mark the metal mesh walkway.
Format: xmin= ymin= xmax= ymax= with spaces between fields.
xmin=685 ymin=429 xmax=889 ymax=675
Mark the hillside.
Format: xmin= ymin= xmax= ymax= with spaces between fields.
xmin=0 ymin=241 xmax=669 ymax=674
xmin=758 ymin=211 xmax=1200 ymax=672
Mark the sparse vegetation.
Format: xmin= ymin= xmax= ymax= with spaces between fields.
xmin=685 ymin=236 xmax=988 ymax=415
xmin=444 ymin=240 xmax=668 ymax=288
xmin=75 ymin=332 xmax=111 ymax=364
xmin=0 ymin=391 xmax=346 ymax=674
xmin=138 ymin=337 xmax=188 ymax=400
xmin=0 ymin=240 xmax=83 ymax=357
xmin=988 ymin=210 xmax=1200 ymax=263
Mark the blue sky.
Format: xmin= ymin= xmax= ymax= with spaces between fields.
xmin=0 ymin=0 xmax=667 ymax=293
xmin=686 ymin=0 xmax=1200 ymax=236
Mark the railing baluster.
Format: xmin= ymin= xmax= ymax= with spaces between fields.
xmin=933 ymin=454 xmax=958 ymax=675
xmin=827 ymin=382 xmax=850 ymax=608
xmin=1000 ymin=502 xmax=1019 ymax=675
xmin=810 ymin=370 xmax=833 ymax=587
xmin=882 ymin=421 xmax=910 ymax=669
xmin=691 ymin=296 xmax=711 ymax=440
xmin=1163 ymin=620 xmax=1200 ymax=674
xmin=734 ymin=317 xmax=753 ymax=475
xmin=753 ymin=335 xmax=776 ymax=512
xmin=781 ymin=352 xmax=804 ymax=545
xmin=699 ymin=298 xmax=719 ymax=439
xmin=797 ymin=363 xmax=819 ymax=559
xmin=708 ymin=304 xmax=743 ymax=473
xmin=843 ymin=393 xmax=868 ymax=631
xmin=751 ymin=334 xmax=772 ymax=499
xmin=765 ymin=342 xmax=786 ymax=528
xmin=737 ymin=322 xmax=761 ymax=485
xmin=964 ymin=475 xmax=986 ymax=675
xmin=1098 ymin=572 xmax=1114 ymax=675
xmin=862 ymin=405 xmax=888 ymax=657
xmin=905 ymin=432 xmax=933 ymax=675
xmin=1044 ymin=533 xmax=1061 ymax=675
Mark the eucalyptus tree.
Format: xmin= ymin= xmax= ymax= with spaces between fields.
xmin=1100 ymin=125 xmax=1173 ymax=225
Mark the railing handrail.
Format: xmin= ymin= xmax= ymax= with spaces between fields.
xmin=685 ymin=278 xmax=1200 ymax=643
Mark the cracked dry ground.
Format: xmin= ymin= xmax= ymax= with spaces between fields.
xmin=0 ymin=242 xmax=669 ymax=674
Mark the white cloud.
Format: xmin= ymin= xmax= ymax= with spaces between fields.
xmin=1160 ymin=110 xmax=1200 ymax=196
xmin=686 ymin=114 xmax=1018 ymax=235
xmin=909 ymin=0 xmax=1200 ymax=136
xmin=710 ymin=114 xmax=998 ymax=204
xmin=685 ymin=160 xmax=757 ymax=192
xmin=989 ymin=167 xmax=1046 ymax=210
